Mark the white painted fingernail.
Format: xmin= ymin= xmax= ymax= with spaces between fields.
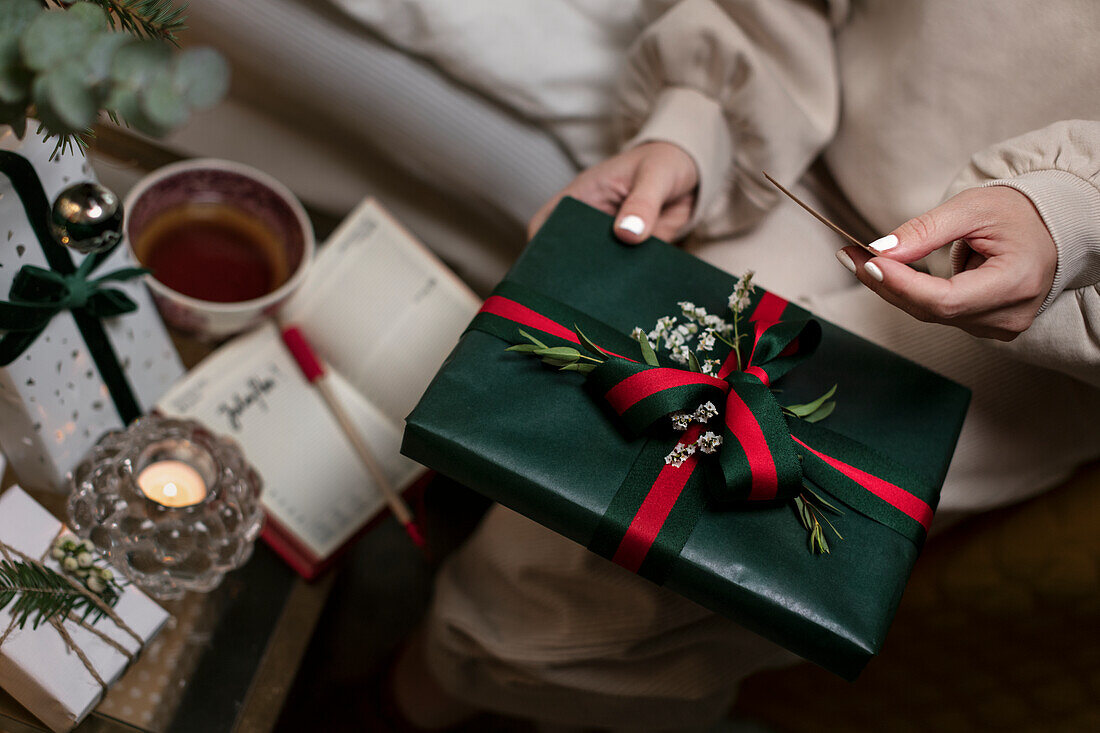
xmin=869 ymin=234 xmax=898 ymax=253
xmin=617 ymin=215 xmax=645 ymax=236
xmin=835 ymin=249 xmax=857 ymax=274
xmin=864 ymin=261 xmax=884 ymax=282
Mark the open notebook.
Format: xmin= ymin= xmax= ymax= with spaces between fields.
xmin=158 ymin=199 xmax=481 ymax=578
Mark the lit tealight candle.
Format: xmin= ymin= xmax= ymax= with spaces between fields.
xmin=136 ymin=460 xmax=208 ymax=507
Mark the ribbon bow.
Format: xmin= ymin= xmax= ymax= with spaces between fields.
xmin=0 ymin=248 xmax=148 ymax=367
xmin=587 ymin=303 xmax=821 ymax=508
xmin=474 ymin=283 xmax=938 ymax=581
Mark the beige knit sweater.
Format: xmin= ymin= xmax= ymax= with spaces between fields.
xmin=617 ymin=0 xmax=1100 ymax=388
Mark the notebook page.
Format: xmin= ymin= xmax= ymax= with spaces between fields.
xmin=282 ymin=199 xmax=481 ymax=427
xmin=157 ymin=322 xmax=422 ymax=560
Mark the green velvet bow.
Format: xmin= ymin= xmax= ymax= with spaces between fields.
xmin=0 ymin=249 xmax=149 ymax=367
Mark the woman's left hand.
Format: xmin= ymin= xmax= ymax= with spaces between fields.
xmin=837 ymin=186 xmax=1057 ymax=341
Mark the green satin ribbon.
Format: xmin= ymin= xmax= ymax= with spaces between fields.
xmin=0 ymin=150 xmax=146 ymax=423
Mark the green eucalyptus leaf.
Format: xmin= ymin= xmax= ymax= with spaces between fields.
xmin=173 ymin=47 xmax=229 ymax=108
xmin=687 ymin=350 xmax=701 ymax=373
xmin=0 ymin=0 xmax=44 ymax=41
xmin=634 ymin=332 xmax=659 ymax=366
xmin=534 ymin=347 xmax=581 ymax=360
xmin=67 ymin=2 xmax=109 ymax=33
xmin=573 ymin=325 xmax=606 ymax=358
xmin=505 ymin=344 xmax=540 ymax=353
xmin=110 ymin=39 xmax=170 ymax=87
xmin=803 ymin=485 xmax=843 ymax=515
xmin=792 ymin=496 xmax=811 ymax=530
xmin=559 ymin=363 xmax=591 ymax=372
xmin=139 ymin=65 xmax=188 ymax=128
xmin=20 ymin=7 xmax=99 ymax=72
xmin=32 ymin=61 xmax=95 ymax=132
xmin=0 ymin=35 xmax=30 ymax=104
xmin=783 ymin=384 xmax=837 ymax=417
xmin=803 ymin=401 xmax=836 ymax=424
xmin=517 ymin=329 xmax=547 ymax=350
xmin=81 ymin=31 xmax=130 ymax=85
xmin=104 ymin=84 xmax=141 ymax=123
xmin=540 ymin=357 xmax=577 ymax=368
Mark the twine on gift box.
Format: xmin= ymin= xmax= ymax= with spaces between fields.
xmin=0 ymin=531 xmax=142 ymax=693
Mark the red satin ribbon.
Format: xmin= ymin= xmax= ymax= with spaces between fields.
xmin=792 ymin=437 xmax=933 ymax=531
xmin=605 ymin=368 xmax=728 ymax=415
xmin=611 ymin=425 xmax=702 ymax=572
xmin=480 ymin=296 xmax=632 ymax=360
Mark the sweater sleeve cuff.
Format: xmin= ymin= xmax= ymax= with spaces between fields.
xmin=952 ymin=170 xmax=1100 ymax=313
xmin=623 ymin=86 xmax=733 ymax=232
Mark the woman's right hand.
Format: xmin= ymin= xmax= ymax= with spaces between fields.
xmin=527 ymin=141 xmax=700 ymax=244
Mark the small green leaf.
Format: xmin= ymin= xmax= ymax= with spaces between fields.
xmin=0 ymin=36 xmax=31 ymax=104
xmin=505 ymin=344 xmax=540 ymax=353
xmin=574 ymin=325 xmax=606 ymax=358
xmin=540 ymin=357 xmax=576 ymax=368
xmin=634 ymin=331 xmax=659 ymax=366
xmin=793 ymin=496 xmax=812 ymax=531
xmin=517 ymin=329 xmax=547 ymax=350
xmin=803 ymin=485 xmax=843 ymax=515
xmin=534 ymin=347 xmax=581 ymax=360
xmin=67 ymin=2 xmax=110 ymax=33
xmin=0 ymin=0 xmax=42 ymax=39
xmin=559 ymin=363 xmax=595 ymax=373
xmin=173 ymin=47 xmax=229 ymax=109
xmin=110 ymin=39 xmax=170 ymax=87
xmin=33 ymin=61 xmax=95 ymax=132
xmin=140 ymin=66 xmax=188 ymax=129
xmin=687 ymin=350 xmax=701 ymax=373
xmin=803 ymin=401 xmax=836 ymax=424
xmin=783 ymin=384 xmax=838 ymax=417
xmin=20 ymin=7 xmax=99 ymax=72
xmin=80 ymin=31 xmax=130 ymax=85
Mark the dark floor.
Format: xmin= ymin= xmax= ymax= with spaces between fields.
xmin=273 ymin=478 xmax=536 ymax=732
xmin=272 ymin=478 xmax=777 ymax=733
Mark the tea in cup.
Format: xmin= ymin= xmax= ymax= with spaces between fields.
xmin=124 ymin=159 xmax=314 ymax=339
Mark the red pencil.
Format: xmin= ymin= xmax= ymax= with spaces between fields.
xmin=279 ymin=323 xmax=426 ymax=552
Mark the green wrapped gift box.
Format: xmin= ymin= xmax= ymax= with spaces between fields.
xmin=402 ymin=197 xmax=970 ymax=679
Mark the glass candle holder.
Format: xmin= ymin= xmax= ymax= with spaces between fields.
xmin=67 ymin=415 xmax=264 ymax=600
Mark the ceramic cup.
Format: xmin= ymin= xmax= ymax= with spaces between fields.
xmin=123 ymin=158 xmax=314 ymax=340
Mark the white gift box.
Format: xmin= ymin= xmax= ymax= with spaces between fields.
xmin=0 ymin=486 xmax=170 ymax=732
xmin=0 ymin=128 xmax=184 ymax=492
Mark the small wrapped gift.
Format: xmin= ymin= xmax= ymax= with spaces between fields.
xmin=403 ymin=197 xmax=971 ymax=679
xmin=0 ymin=486 xmax=170 ymax=732
xmin=0 ymin=147 xmax=183 ymax=491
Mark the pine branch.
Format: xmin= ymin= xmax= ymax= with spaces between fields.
xmin=0 ymin=559 xmax=119 ymax=631
xmin=84 ymin=0 xmax=188 ymax=44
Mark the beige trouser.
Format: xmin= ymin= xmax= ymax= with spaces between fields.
xmin=422 ymin=183 xmax=1100 ymax=731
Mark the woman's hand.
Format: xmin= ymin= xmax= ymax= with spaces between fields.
xmin=837 ymin=186 xmax=1057 ymax=341
xmin=527 ymin=141 xmax=699 ymax=243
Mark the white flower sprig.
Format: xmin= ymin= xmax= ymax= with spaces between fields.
xmin=663 ymin=431 xmax=724 ymax=467
xmin=670 ymin=401 xmax=719 ymax=431
xmin=636 ymin=271 xmax=755 ymax=373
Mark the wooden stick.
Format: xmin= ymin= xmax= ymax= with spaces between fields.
xmin=280 ymin=324 xmax=425 ymax=551
xmin=762 ymin=171 xmax=875 ymax=254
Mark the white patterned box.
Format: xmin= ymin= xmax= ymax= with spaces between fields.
xmin=0 ymin=128 xmax=183 ymax=491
